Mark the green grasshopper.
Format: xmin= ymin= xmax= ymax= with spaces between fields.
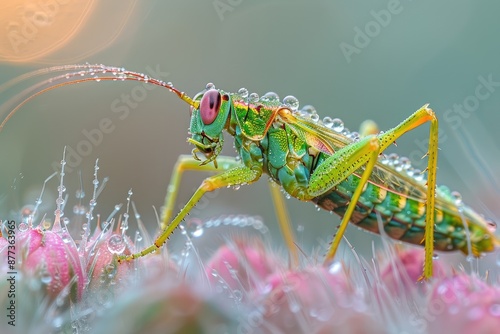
xmin=1 ymin=64 xmax=498 ymax=279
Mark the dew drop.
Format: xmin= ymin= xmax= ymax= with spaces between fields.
xmin=206 ymin=82 xmax=215 ymax=90
xmin=387 ymin=153 xmax=399 ymax=166
xmin=260 ymin=91 xmax=280 ymax=103
xmin=18 ymin=222 xmax=28 ymax=232
xmin=249 ymin=92 xmax=259 ymax=103
xmin=107 ymin=235 xmax=126 ymax=254
xmin=328 ymin=261 xmax=342 ymax=274
xmin=282 ymin=95 xmax=299 ymax=111
xmin=399 ymin=156 xmax=412 ymax=170
xmin=237 ymin=87 xmax=249 ymax=98
xmin=233 ymin=289 xmax=243 ymax=302
xmin=323 ymin=116 xmax=333 ymax=128
xmin=289 ymin=300 xmax=301 ymax=313
xmin=52 ymin=316 xmax=64 ymax=328
xmin=432 ymin=253 xmax=439 ymax=260
xmin=40 ymin=270 xmax=52 ymax=284
xmin=451 ymin=191 xmax=463 ymax=206
xmin=331 ymin=118 xmax=344 ymax=133
xmin=349 ymin=131 xmax=360 ymax=141
xmin=487 ymin=219 xmax=497 ymax=233
xmin=105 ymin=264 xmax=117 ymax=278
xmin=191 ymin=225 xmax=204 ymax=238
xmin=300 ymin=105 xmax=316 ymax=116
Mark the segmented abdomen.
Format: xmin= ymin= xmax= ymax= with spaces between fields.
xmin=313 ymin=175 xmax=496 ymax=255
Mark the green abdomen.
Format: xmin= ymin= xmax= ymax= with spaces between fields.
xmin=313 ymin=175 xmax=496 ymax=255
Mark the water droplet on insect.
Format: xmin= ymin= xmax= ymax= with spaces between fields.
xmin=249 ymin=92 xmax=259 ymax=103
xmin=451 ymin=191 xmax=463 ymax=206
xmin=349 ymin=131 xmax=360 ymax=141
xmin=301 ymin=105 xmax=316 ymax=116
xmin=487 ymin=219 xmax=497 ymax=232
xmin=206 ymin=82 xmax=215 ymax=90
xmin=387 ymin=153 xmax=399 ymax=166
xmin=282 ymin=95 xmax=299 ymax=111
xmin=107 ymin=235 xmax=126 ymax=254
xmin=237 ymin=87 xmax=248 ymax=98
xmin=432 ymin=253 xmax=439 ymax=260
xmin=399 ymin=156 xmax=411 ymax=170
xmin=18 ymin=222 xmax=28 ymax=232
xmin=331 ymin=118 xmax=344 ymax=133
xmin=310 ymin=113 xmax=319 ymax=122
xmin=261 ymin=92 xmax=280 ymax=103
xmin=412 ymin=169 xmax=423 ymax=181
xmin=323 ymin=116 xmax=333 ymax=128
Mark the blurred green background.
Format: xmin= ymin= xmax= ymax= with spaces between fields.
xmin=1 ymin=0 xmax=499 ymax=259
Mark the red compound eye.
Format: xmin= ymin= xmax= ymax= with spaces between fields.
xmin=199 ymin=90 xmax=221 ymax=125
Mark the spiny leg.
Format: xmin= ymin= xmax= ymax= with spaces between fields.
xmin=161 ymin=155 xmax=242 ymax=230
xmin=377 ymin=105 xmax=438 ymax=279
xmin=161 ymin=154 xmax=299 ymax=267
xmin=118 ymin=165 xmax=262 ymax=262
xmin=304 ymin=106 xmax=437 ymax=279
xmin=322 ymin=138 xmax=380 ymax=263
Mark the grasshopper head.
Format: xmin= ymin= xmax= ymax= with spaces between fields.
xmin=187 ymin=86 xmax=232 ymax=167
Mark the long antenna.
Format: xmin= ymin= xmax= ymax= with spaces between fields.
xmin=0 ymin=64 xmax=199 ymax=131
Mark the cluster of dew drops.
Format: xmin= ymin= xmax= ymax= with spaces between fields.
xmin=228 ymin=85 xmax=439 ymax=186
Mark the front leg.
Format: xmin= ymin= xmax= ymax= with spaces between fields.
xmin=118 ymin=165 xmax=262 ymax=262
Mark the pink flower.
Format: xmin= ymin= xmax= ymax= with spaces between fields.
xmin=427 ymin=273 xmax=500 ymax=333
xmin=380 ymin=247 xmax=447 ymax=295
xmin=247 ymin=265 xmax=384 ymax=334
xmin=1 ymin=225 xmax=85 ymax=302
xmin=205 ymin=238 xmax=282 ymax=294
